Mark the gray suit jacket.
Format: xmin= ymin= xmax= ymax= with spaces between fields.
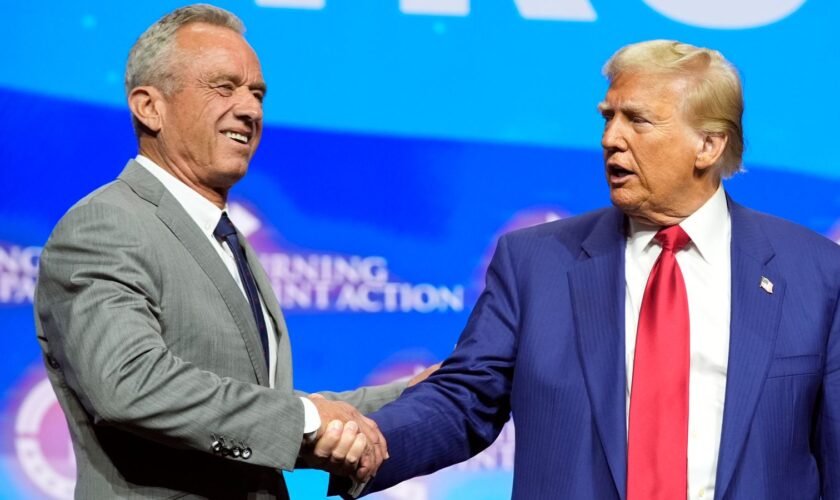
xmin=34 ymin=160 xmax=405 ymax=499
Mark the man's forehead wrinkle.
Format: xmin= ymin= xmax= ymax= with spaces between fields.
xmin=621 ymin=102 xmax=652 ymax=115
xmin=206 ymin=71 xmax=239 ymax=83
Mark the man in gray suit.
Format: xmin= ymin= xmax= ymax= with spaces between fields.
xmin=34 ymin=5 xmax=419 ymax=498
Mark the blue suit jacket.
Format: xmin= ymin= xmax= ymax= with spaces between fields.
xmin=357 ymin=198 xmax=840 ymax=499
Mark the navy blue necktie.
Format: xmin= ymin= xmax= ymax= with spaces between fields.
xmin=214 ymin=212 xmax=270 ymax=369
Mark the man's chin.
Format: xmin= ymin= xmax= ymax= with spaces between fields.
xmin=211 ymin=167 xmax=248 ymax=190
xmin=609 ymin=190 xmax=641 ymax=215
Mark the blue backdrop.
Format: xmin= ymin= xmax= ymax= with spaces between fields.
xmin=2 ymin=1 xmax=838 ymax=498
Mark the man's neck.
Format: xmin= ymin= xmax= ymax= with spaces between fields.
xmin=138 ymin=145 xmax=228 ymax=209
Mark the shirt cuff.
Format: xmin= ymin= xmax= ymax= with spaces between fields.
xmin=348 ymin=478 xmax=367 ymax=498
xmin=299 ymin=396 xmax=321 ymax=443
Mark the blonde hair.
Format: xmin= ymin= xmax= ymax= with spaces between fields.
xmin=603 ymin=40 xmax=744 ymax=177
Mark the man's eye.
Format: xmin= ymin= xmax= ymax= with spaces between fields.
xmin=216 ymin=84 xmax=235 ymax=95
xmin=631 ymin=116 xmax=649 ymax=124
xmin=252 ymin=91 xmax=264 ymax=103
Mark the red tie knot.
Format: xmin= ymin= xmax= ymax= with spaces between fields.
xmin=655 ymin=225 xmax=691 ymax=252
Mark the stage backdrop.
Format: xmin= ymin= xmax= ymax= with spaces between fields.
xmin=2 ymin=1 xmax=838 ymax=498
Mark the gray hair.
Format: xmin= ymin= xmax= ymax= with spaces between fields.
xmin=603 ymin=40 xmax=744 ymax=178
xmin=125 ymin=4 xmax=245 ymax=133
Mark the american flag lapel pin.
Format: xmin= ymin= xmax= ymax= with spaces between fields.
xmin=760 ymin=276 xmax=774 ymax=294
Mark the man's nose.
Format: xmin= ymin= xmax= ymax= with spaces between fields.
xmin=234 ymin=89 xmax=263 ymax=122
xmin=601 ymin=120 xmax=626 ymax=152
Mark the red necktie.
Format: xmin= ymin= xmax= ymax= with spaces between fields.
xmin=627 ymin=225 xmax=691 ymax=500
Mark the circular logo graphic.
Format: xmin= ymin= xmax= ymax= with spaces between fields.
xmin=472 ymin=207 xmax=570 ymax=295
xmin=9 ymin=367 xmax=75 ymax=499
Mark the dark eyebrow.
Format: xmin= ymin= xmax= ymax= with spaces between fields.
xmin=597 ymin=101 xmax=652 ymax=117
xmin=251 ymin=82 xmax=267 ymax=95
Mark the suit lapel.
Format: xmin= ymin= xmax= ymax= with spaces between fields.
xmin=568 ymin=208 xmax=628 ymax=500
xmin=118 ymin=161 xmax=270 ymax=386
xmin=714 ymin=198 xmax=786 ymax=500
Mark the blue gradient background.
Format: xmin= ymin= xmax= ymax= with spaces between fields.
xmin=1 ymin=1 xmax=838 ymax=499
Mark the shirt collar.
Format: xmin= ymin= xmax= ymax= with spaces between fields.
xmin=679 ymin=183 xmax=730 ymax=265
xmin=626 ymin=183 xmax=730 ymax=264
xmin=134 ymin=155 xmax=227 ymax=237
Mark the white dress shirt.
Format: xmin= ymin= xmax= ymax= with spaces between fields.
xmin=135 ymin=156 xmax=320 ymax=436
xmin=624 ymin=184 xmax=731 ymax=500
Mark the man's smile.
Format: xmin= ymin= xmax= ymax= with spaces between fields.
xmin=223 ymin=130 xmax=251 ymax=144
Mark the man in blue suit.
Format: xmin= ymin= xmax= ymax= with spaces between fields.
xmin=340 ymin=40 xmax=840 ymax=499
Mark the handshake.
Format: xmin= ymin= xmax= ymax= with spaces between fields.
xmin=298 ymin=363 xmax=439 ymax=483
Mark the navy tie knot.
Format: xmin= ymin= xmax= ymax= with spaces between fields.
xmin=214 ymin=212 xmax=238 ymax=240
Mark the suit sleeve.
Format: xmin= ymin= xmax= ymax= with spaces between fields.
xmin=296 ymin=380 xmax=408 ymax=416
xmin=816 ymin=285 xmax=840 ymax=497
xmin=342 ymin=234 xmax=520 ymax=496
xmin=35 ymin=202 xmax=307 ymax=471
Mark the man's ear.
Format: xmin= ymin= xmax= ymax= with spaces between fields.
xmin=695 ymin=132 xmax=728 ymax=170
xmin=128 ymin=86 xmax=166 ymax=133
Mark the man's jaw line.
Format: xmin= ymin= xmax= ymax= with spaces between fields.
xmin=618 ymin=197 xmax=698 ymax=227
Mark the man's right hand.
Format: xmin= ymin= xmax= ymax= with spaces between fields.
xmin=306 ymin=395 xmax=388 ymax=481
xmin=301 ymin=419 xmax=370 ymax=479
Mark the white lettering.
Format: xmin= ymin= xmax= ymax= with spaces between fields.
xmin=290 ymin=255 xmax=320 ymax=282
xmin=360 ymin=256 xmax=389 ymax=282
xmin=399 ymin=284 xmax=414 ymax=312
xmin=21 ymin=246 xmax=40 ymax=274
xmin=314 ymin=282 xmax=331 ymax=309
xmin=0 ymin=272 xmax=35 ymax=303
xmin=255 ymin=0 xmax=324 ymax=9
xmin=383 ymin=283 xmax=401 ymax=312
xmin=335 ymin=284 xmax=359 ymax=311
xmin=514 ymin=0 xmax=596 ymax=20
xmin=0 ymin=245 xmax=40 ymax=304
xmin=438 ymin=285 xmax=464 ymax=311
xmin=359 ymin=284 xmax=384 ymax=312
xmin=0 ymin=246 xmax=20 ymax=273
xmin=0 ymin=245 xmax=41 ymax=274
xmin=259 ymin=251 xmax=462 ymax=313
xmin=261 ymin=253 xmax=391 ymax=284
xmin=333 ymin=257 xmax=361 ymax=284
xmin=257 ymin=0 xmax=806 ymax=28
xmin=401 ymin=0 xmax=468 ymax=16
xmin=282 ymin=282 xmax=313 ymax=309
xmin=411 ymin=284 xmax=438 ymax=313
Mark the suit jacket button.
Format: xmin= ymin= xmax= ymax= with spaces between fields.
xmin=231 ymin=447 xmax=242 ymax=458
xmin=241 ymin=448 xmax=252 ymax=460
xmin=212 ymin=437 xmax=227 ymax=453
xmin=46 ymin=355 xmax=60 ymax=369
